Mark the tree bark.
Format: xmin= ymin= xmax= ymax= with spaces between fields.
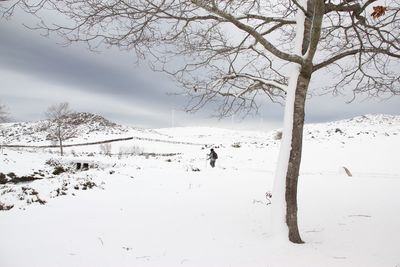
xmin=285 ymin=68 xmax=310 ymax=244
xmin=59 ymin=138 xmax=63 ymax=156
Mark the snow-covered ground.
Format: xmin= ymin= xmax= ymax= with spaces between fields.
xmin=1 ymin=114 xmax=400 ymax=267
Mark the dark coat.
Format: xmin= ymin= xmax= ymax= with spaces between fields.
xmin=209 ymin=150 xmax=218 ymax=160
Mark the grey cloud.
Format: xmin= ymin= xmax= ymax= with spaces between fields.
xmin=1 ymin=16 xmax=399 ymax=129
xmin=305 ymin=93 xmax=400 ymax=123
xmin=0 ymin=23 xmax=181 ymax=108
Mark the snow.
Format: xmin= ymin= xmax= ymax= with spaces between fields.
xmin=1 ymin=114 xmax=400 ymax=267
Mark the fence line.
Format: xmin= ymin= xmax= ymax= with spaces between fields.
xmin=2 ymin=136 xmax=207 ymax=148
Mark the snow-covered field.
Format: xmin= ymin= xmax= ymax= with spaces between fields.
xmin=1 ymin=114 xmax=400 ymax=267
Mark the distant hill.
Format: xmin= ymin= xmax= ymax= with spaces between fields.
xmin=61 ymin=112 xmax=118 ymax=128
xmin=1 ymin=113 xmax=399 ymax=147
xmin=302 ymin=114 xmax=400 ymax=142
xmin=0 ymin=112 xmax=129 ymax=145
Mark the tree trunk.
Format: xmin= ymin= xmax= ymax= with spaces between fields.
xmin=59 ymin=138 xmax=63 ymax=156
xmin=285 ymin=69 xmax=310 ymax=243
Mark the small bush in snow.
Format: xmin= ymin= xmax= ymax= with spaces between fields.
xmin=81 ymin=181 xmax=96 ymax=190
xmin=45 ymin=159 xmax=61 ymax=167
xmin=53 ymin=166 xmax=66 ymax=175
xmin=231 ymin=142 xmax=241 ymax=148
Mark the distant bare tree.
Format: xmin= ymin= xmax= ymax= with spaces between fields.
xmin=0 ymin=103 xmax=10 ymax=154
xmin=99 ymin=143 xmax=112 ymax=156
xmin=45 ymin=102 xmax=76 ymax=156
xmin=0 ymin=103 xmax=9 ymax=123
xmin=3 ymin=0 xmax=400 ymax=243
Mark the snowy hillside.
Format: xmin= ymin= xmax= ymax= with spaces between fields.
xmin=304 ymin=114 xmax=400 ymax=140
xmin=1 ymin=114 xmax=400 ymax=267
xmin=0 ymin=112 xmax=164 ymax=145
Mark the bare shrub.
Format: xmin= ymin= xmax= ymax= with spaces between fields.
xmin=231 ymin=142 xmax=241 ymax=148
xmin=119 ymin=145 xmax=143 ymax=157
xmin=99 ymin=143 xmax=112 ymax=156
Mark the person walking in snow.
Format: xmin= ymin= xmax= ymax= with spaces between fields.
xmin=207 ymin=148 xmax=218 ymax=168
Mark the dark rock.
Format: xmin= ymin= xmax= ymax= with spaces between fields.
xmin=0 ymin=173 xmax=7 ymax=184
xmin=6 ymin=172 xmax=17 ymax=179
xmin=82 ymin=181 xmax=96 ymax=189
xmin=0 ymin=202 xmax=14 ymax=211
xmin=335 ymin=128 xmax=343 ymax=134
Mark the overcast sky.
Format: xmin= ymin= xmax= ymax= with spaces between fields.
xmin=1 ymin=10 xmax=399 ymax=132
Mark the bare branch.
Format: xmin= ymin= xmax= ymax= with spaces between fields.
xmin=191 ymin=0 xmax=303 ymax=64
xmin=313 ymin=48 xmax=400 ymax=72
xmin=3 ymin=0 xmax=400 ymax=116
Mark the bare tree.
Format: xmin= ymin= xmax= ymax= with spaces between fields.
xmin=0 ymin=103 xmax=9 ymax=123
xmin=3 ymin=0 xmax=399 ymax=243
xmin=0 ymin=103 xmax=10 ymax=154
xmin=45 ymin=102 xmax=76 ymax=156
